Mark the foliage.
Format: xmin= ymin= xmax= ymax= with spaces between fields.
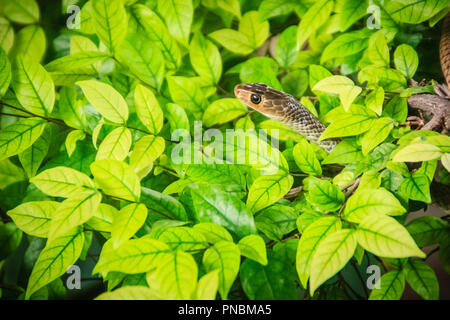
xmin=0 ymin=0 xmax=449 ymax=300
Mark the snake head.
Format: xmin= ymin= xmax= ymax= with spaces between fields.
xmin=234 ymin=83 xmax=290 ymax=120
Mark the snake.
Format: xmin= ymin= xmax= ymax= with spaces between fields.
xmin=234 ymin=83 xmax=339 ymax=153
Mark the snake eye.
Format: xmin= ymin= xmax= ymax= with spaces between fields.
xmin=251 ymin=94 xmax=261 ymax=104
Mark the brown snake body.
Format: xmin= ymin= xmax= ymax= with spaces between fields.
xmin=234 ymin=83 xmax=339 ymax=153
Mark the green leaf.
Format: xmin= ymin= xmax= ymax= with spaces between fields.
xmin=404 ymin=259 xmax=439 ymax=300
xmin=343 ymin=188 xmax=406 ymax=223
xmin=166 ymin=103 xmax=190 ymax=134
xmin=399 ymin=172 xmax=431 ymax=203
xmin=192 ymin=223 xmax=233 ymax=244
xmin=365 ymin=87 xmax=385 ymax=115
xmin=0 ymin=159 xmax=25 ymax=189
xmin=25 ymin=228 xmax=84 ymax=299
xmin=283 ymin=70 xmax=309 ymax=98
xmin=18 ymin=126 xmax=50 ymax=177
xmin=274 ymin=26 xmax=298 ymax=68
xmin=259 ymin=0 xmax=307 ymax=19
xmin=394 ymin=44 xmax=418 ymax=79
xmin=65 ymin=130 xmax=85 ymax=158
xmin=91 ymin=159 xmax=141 ymax=202
xmin=141 ymin=187 xmax=188 ymax=222
xmin=239 ymin=11 xmax=269 ymax=49
xmin=133 ymin=84 xmax=164 ymax=135
xmin=86 ymin=203 xmax=115 ymax=233
xmin=48 ymin=191 xmax=101 ymax=240
xmin=356 ymin=215 xmax=425 ymax=258
xmin=216 ymin=0 xmax=241 ymax=18
xmin=94 ymin=238 xmax=172 ymax=274
xmin=209 ymin=29 xmax=254 ymax=55
xmin=96 ymin=127 xmax=132 ymax=161
xmin=241 ymin=242 xmax=299 ymax=299
xmin=0 ymin=222 xmax=22 ymax=260
xmin=293 ymin=139 xmax=322 ymax=175
xmin=393 ymin=144 xmax=442 ymax=162
xmin=247 ymin=171 xmax=293 ymax=213
xmin=255 ymin=204 xmax=298 ymax=241
xmin=116 ymin=35 xmax=165 ymax=91
xmin=91 ymin=0 xmax=128 ymax=55
xmin=130 ymin=135 xmax=165 ymax=175
xmin=407 ymin=216 xmax=450 ymax=247
xmin=0 ymin=46 xmax=11 ymax=97
xmin=358 ymin=66 xmax=407 ymax=91
xmin=322 ymin=139 xmax=364 ymax=164
xmin=155 ymin=227 xmax=208 ymax=251
xmin=240 ymin=57 xmax=282 ymax=90
xmin=321 ymin=29 xmax=370 ymax=63
xmin=11 ymin=25 xmax=45 ymax=63
xmin=238 ymin=235 xmax=268 ymax=266
xmin=186 ymin=184 xmax=256 ymax=239
xmin=195 ymin=270 xmax=219 ymax=300
xmin=203 ymin=241 xmax=240 ymax=300
xmin=167 ymin=76 xmax=206 ymax=119
xmin=111 ymin=203 xmax=148 ymax=248
xmin=57 ymin=87 xmax=87 ymax=130
xmin=309 ymin=64 xmax=333 ymax=89
xmin=0 ymin=16 xmax=14 ymax=54
xmin=296 ymin=0 xmax=334 ymax=49
xmin=157 ymin=0 xmax=193 ymax=46
xmin=320 ymin=106 xmax=375 ymax=140
xmin=0 ymin=0 xmax=40 ymax=24
xmin=189 ymin=32 xmax=222 ymax=85
xmin=306 ymin=177 xmax=344 ymax=212
xmin=309 ymin=229 xmax=357 ymax=295
xmin=30 ymin=166 xmax=96 ymax=198
xmin=95 ymin=286 xmax=160 ymax=300
xmin=382 ymin=96 xmax=407 ymax=123
xmin=147 ymin=250 xmax=198 ymax=299
xmin=12 ymin=55 xmax=54 ymax=116
xmin=0 ymin=118 xmax=47 ymax=161
xmin=386 ymin=0 xmax=448 ymax=24
xmin=338 ymin=0 xmax=368 ymax=31
xmin=77 ymin=80 xmax=129 ymax=124
xmin=296 ymin=216 xmax=341 ymax=289
xmin=369 ymin=270 xmax=405 ymax=300
xmin=130 ymin=4 xmax=181 ymax=70
xmin=203 ymin=98 xmax=247 ymax=127
xmin=367 ymin=31 xmax=390 ymax=67
xmin=313 ymin=76 xmax=362 ymax=112
xmin=361 ymin=117 xmax=394 ymax=155
xmin=44 ymin=52 xmax=108 ymax=79
xmin=7 ymin=201 xmax=56 ymax=237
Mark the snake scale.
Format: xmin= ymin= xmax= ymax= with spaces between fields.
xmin=234 ymin=14 xmax=450 ymax=210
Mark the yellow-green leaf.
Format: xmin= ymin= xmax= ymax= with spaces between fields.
xmin=309 ymin=229 xmax=357 ymax=295
xmin=0 ymin=118 xmax=47 ymax=161
xmin=90 ymin=159 xmax=141 ymax=201
xmin=238 ymin=235 xmax=268 ymax=265
xmin=12 ymin=55 xmax=54 ymax=116
xmin=247 ymin=171 xmax=293 ymax=213
xmin=30 ymin=166 xmax=96 ymax=198
xmin=25 ymin=228 xmax=84 ymax=299
xmin=7 ymin=201 xmax=57 ymax=237
xmin=111 ymin=203 xmax=147 ymax=248
xmin=356 ymin=215 xmax=426 ymax=258
xmin=48 ymin=191 xmax=101 ymax=240
xmin=134 ymin=84 xmax=164 ymax=134
xmin=77 ymin=80 xmax=128 ymax=124
xmin=96 ymin=127 xmax=131 ymax=161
